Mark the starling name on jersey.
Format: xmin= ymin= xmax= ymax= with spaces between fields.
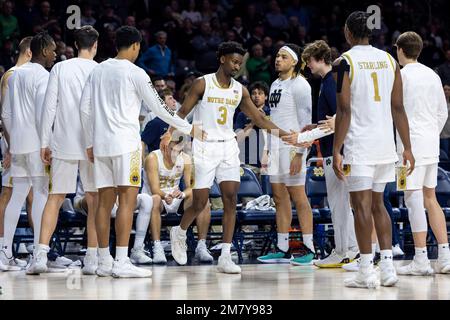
xmin=357 ymin=61 xmax=389 ymax=70
xmin=149 ymin=81 xmax=175 ymax=116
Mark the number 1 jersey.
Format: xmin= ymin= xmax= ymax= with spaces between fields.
xmin=341 ymin=45 xmax=398 ymax=165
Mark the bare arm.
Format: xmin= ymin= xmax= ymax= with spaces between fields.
xmin=239 ymin=86 xmax=288 ymax=137
xmin=391 ymin=63 xmax=415 ymax=174
xmin=332 ymin=58 xmax=351 ymax=180
xmin=145 ymin=153 xmax=166 ymax=198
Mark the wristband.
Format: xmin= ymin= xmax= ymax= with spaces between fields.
xmin=297 ymin=127 xmax=333 ymax=144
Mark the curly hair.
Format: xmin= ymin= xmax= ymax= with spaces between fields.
xmin=345 ymin=11 xmax=372 ymax=40
xmin=30 ymin=31 xmax=54 ymax=57
xmin=216 ymin=41 xmax=246 ymax=60
xmin=301 ymin=40 xmax=332 ymax=65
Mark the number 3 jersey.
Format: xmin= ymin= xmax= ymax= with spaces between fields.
xmin=341 ymin=45 xmax=398 ymax=165
xmin=192 ymin=73 xmax=243 ymax=141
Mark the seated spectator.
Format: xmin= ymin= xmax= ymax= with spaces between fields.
xmin=234 ymin=81 xmax=270 ymax=169
xmin=437 ymin=50 xmax=450 ymax=85
xmin=65 ymin=46 xmax=74 ymax=60
xmin=246 ymin=43 xmax=271 ymax=85
xmin=200 ymin=0 xmax=218 ymax=22
xmin=137 ymin=31 xmax=175 ymax=77
xmin=191 ymin=21 xmax=222 ymax=74
xmin=32 ymin=1 xmax=60 ymax=35
xmin=0 ymin=1 xmax=19 ymax=47
xmin=143 ymin=132 xmax=213 ymax=264
xmin=231 ymin=16 xmax=249 ymax=44
xmin=265 ymin=0 xmax=288 ymax=38
xmin=94 ymin=4 xmax=121 ymax=34
xmin=80 ymin=4 xmax=96 ymax=27
xmin=174 ymin=18 xmax=196 ymax=73
xmin=181 ymin=0 xmax=202 ymax=26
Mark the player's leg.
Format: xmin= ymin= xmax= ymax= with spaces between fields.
xmin=130 ymin=193 xmax=153 ymax=264
xmin=111 ymin=148 xmax=151 ymax=278
xmin=257 ymin=179 xmax=293 ymax=263
xmin=424 ymin=186 xmax=450 ymax=273
xmin=25 ymin=189 xmax=33 ymax=231
xmin=1 ymin=176 xmax=31 ymax=270
xmin=171 ymin=188 xmax=209 ymax=265
xmin=150 ymin=195 xmax=167 ymax=264
xmin=318 ymin=159 xmax=358 ymax=268
xmin=0 ymin=186 xmax=12 ymax=248
xmin=216 ymin=180 xmax=241 ymax=273
xmin=191 ymin=191 xmax=213 ymax=263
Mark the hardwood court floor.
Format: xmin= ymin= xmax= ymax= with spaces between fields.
xmin=1 ymin=260 xmax=450 ymax=300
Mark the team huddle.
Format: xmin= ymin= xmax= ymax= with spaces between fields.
xmin=0 ymin=11 xmax=449 ymax=289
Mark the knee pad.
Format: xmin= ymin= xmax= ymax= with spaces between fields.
xmin=405 ymin=190 xmax=428 ymax=233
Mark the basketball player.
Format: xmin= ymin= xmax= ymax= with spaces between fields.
xmin=1 ymin=32 xmax=56 ymax=270
xmin=332 ymin=12 xmax=414 ymax=288
xmin=394 ymin=32 xmax=450 ymax=275
xmin=26 ymin=26 xmax=100 ymax=275
xmin=161 ymin=41 xmax=288 ymax=274
xmin=257 ymin=44 xmax=316 ymax=266
xmin=0 ymin=37 xmax=33 ymax=271
xmin=144 ymin=132 xmax=213 ymax=264
xmin=283 ymin=40 xmax=359 ymax=268
xmin=79 ymin=26 xmax=199 ymax=278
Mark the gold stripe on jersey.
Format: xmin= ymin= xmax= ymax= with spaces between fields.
xmin=386 ymin=53 xmax=396 ymax=76
xmin=342 ymin=53 xmax=355 ymax=84
xmin=211 ymin=76 xmax=231 ymax=89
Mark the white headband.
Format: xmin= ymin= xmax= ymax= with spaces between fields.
xmin=280 ymin=46 xmax=298 ymax=62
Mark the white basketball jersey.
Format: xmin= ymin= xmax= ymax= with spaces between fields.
xmin=143 ymin=150 xmax=185 ymax=195
xmin=341 ymin=45 xmax=398 ymax=165
xmin=193 ymin=73 xmax=243 ymax=140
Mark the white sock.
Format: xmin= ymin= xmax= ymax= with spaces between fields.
xmin=221 ymin=243 xmax=231 ymax=256
xmin=197 ymin=239 xmax=206 ymax=249
xmin=30 ymin=176 xmax=49 ymax=248
xmin=115 ymin=246 xmax=128 ymax=262
xmin=134 ymin=194 xmax=152 ymax=250
xmin=277 ymin=233 xmax=289 ymax=252
xmin=98 ymin=247 xmax=110 ymax=259
xmin=360 ymin=253 xmax=373 ymax=269
xmin=371 ymin=243 xmax=377 ymax=257
xmin=37 ymin=244 xmax=50 ymax=253
xmin=414 ymin=247 xmax=428 ymax=263
xmin=86 ymin=247 xmax=97 ymax=257
xmin=375 ymin=242 xmax=380 ymax=253
xmin=380 ymin=249 xmax=393 ymax=263
xmin=177 ymin=226 xmax=187 ymax=237
xmin=0 ymin=237 xmax=3 ymax=248
xmin=303 ymin=234 xmax=315 ymax=253
xmin=438 ymin=243 xmax=450 ymax=259
xmin=2 ymin=177 xmax=32 ymax=257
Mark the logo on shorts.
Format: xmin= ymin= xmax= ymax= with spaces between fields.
xmin=289 ymin=149 xmax=297 ymax=161
xmin=326 ymin=158 xmax=332 ymax=166
xmin=343 ymin=164 xmax=351 ymax=176
xmin=313 ymin=167 xmax=324 ymax=177
xmin=129 ymin=150 xmax=141 ymax=186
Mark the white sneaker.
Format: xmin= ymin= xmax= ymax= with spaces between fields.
xmin=397 ymin=258 xmax=434 ymax=276
xmin=314 ymin=249 xmax=349 ymax=268
xmin=0 ymin=250 xmax=25 ymax=271
xmin=152 ymin=243 xmax=167 ymax=264
xmin=130 ymin=247 xmax=152 ymax=265
xmin=195 ymin=245 xmax=214 ymax=263
xmin=82 ymin=253 xmax=98 ymax=275
xmin=112 ymin=258 xmax=152 ymax=278
xmin=217 ymin=254 xmax=241 ymax=274
xmin=342 ymin=258 xmax=360 ymax=272
xmin=380 ymin=261 xmax=399 ymax=287
xmin=26 ymin=244 xmax=34 ymax=254
xmin=26 ymin=250 xmax=48 ymax=275
xmin=55 ymin=256 xmax=73 ymax=266
xmin=344 ymin=267 xmax=379 ymax=289
xmin=392 ymin=244 xmax=405 ymax=257
xmin=170 ymin=226 xmax=187 ymax=265
xmin=435 ymin=255 xmax=450 ymax=274
xmin=0 ymin=258 xmax=8 ymax=271
xmin=96 ymin=255 xmax=114 ymax=277
xmin=347 ymin=250 xmax=360 ymax=261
